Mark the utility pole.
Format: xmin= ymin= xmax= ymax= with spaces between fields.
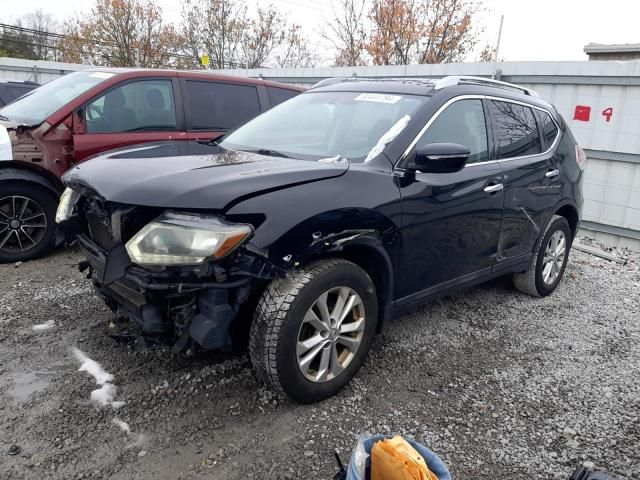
xmin=491 ymin=15 xmax=504 ymax=79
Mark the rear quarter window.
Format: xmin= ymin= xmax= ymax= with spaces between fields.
xmin=534 ymin=109 xmax=559 ymax=150
xmin=185 ymin=80 xmax=261 ymax=130
xmin=266 ymin=87 xmax=299 ymax=107
xmin=489 ymin=100 xmax=542 ymax=159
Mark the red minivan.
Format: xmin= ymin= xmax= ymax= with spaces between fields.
xmin=0 ymin=69 xmax=304 ymax=262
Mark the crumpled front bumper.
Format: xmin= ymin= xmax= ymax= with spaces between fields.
xmin=76 ymin=234 xmax=251 ymax=351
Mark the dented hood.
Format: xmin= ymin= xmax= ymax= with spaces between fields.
xmin=63 ymin=141 xmax=348 ymax=210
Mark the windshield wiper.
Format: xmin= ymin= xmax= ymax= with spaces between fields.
xmin=253 ymin=148 xmax=291 ymax=158
xmin=197 ymin=133 xmax=227 ymax=146
xmin=0 ymin=113 xmax=9 ymax=121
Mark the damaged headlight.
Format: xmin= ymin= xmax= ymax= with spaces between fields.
xmin=125 ymin=212 xmax=252 ymax=266
xmin=55 ymin=187 xmax=81 ymax=223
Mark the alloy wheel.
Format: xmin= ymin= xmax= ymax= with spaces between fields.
xmin=0 ymin=196 xmax=48 ymax=253
xmin=296 ymin=286 xmax=366 ymax=383
xmin=542 ymin=230 xmax=566 ymax=285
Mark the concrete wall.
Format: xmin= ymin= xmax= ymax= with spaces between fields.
xmin=0 ymin=57 xmax=86 ymax=84
xmin=216 ymin=61 xmax=640 ymax=251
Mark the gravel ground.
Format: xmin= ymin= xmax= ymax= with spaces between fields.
xmin=1 ymin=238 xmax=639 ymax=480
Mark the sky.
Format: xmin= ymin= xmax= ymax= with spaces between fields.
xmin=2 ymin=0 xmax=640 ymax=64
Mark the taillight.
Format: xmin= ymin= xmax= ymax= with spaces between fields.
xmin=575 ymin=145 xmax=587 ymax=170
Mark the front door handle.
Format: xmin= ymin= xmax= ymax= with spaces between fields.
xmin=545 ymin=169 xmax=560 ymax=178
xmin=484 ymin=183 xmax=504 ymax=193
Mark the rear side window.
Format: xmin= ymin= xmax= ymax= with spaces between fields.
xmin=489 ymin=100 xmax=541 ymax=158
xmin=86 ymin=79 xmax=177 ymax=133
xmin=534 ymin=109 xmax=559 ymax=149
xmin=185 ymin=81 xmax=260 ymax=130
xmin=415 ymin=99 xmax=489 ymax=164
xmin=267 ymin=87 xmax=298 ymax=107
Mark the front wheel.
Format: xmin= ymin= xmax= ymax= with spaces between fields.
xmin=0 ymin=183 xmax=57 ymax=263
xmin=513 ymin=215 xmax=572 ymax=297
xmin=249 ymin=259 xmax=378 ymax=403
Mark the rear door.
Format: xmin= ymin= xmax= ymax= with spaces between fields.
xmin=73 ymin=77 xmax=186 ymax=161
xmin=180 ymin=79 xmax=263 ymax=142
xmin=396 ymin=97 xmax=504 ymax=301
xmin=487 ymin=98 xmax=564 ymax=265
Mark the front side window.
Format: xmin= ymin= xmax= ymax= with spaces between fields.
xmin=220 ymin=91 xmax=427 ymax=161
xmin=415 ymin=99 xmax=489 ymax=164
xmin=86 ymin=80 xmax=177 ymax=134
xmin=186 ymin=81 xmax=260 ymax=131
xmin=534 ymin=109 xmax=559 ymax=149
xmin=489 ymin=100 xmax=541 ymax=159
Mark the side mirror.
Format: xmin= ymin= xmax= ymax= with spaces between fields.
xmin=409 ymin=143 xmax=470 ymax=173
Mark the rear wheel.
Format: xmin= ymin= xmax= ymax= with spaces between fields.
xmin=513 ymin=215 xmax=572 ymax=297
xmin=249 ymin=259 xmax=377 ymax=403
xmin=0 ymin=183 xmax=57 ymax=263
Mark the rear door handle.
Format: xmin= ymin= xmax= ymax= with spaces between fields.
xmin=484 ymin=183 xmax=504 ymax=193
xmin=546 ymin=169 xmax=560 ymax=178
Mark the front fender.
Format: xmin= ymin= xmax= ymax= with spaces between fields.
xmin=0 ymin=165 xmax=62 ymax=197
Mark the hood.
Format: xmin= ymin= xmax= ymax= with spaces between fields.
xmin=63 ymin=141 xmax=349 ymax=210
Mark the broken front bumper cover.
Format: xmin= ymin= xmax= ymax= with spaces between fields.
xmin=76 ymin=234 xmax=252 ymax=352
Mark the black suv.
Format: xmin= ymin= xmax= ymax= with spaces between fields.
xmin=58 ymin=76 xmax=584 ymax=403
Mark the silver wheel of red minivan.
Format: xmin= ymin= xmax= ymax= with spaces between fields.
xmin=249 ymin=259 xmax=377 ymax=403
xmin=513 ymin=215 xmax=572 ymax=297
xmin=0 ymin=183 xmax=57 ymax=263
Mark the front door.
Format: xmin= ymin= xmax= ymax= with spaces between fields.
xmin=73 ymin=78 xmax=186 ymax=162
xmin=396 ymin=98 xmax=504 ymax=302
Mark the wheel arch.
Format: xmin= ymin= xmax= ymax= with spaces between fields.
xmin=554 ymin=203 xmax=579 ymax=240
xmin=0 ymin=164 xmax=63 ymax=198
xmin=301 ymin=235 xmax=395 ymax=332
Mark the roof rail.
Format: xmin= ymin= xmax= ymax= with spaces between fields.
xmin=311 ymin=77 xmax=357 ymax=88
xmin=433 ymin=75 xmax=539 ymax=97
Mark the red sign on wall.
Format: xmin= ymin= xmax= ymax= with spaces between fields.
xmin=574 ymin=105 xmax=591 ymax=122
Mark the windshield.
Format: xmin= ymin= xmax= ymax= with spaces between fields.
xmin=0 ymin=71 xmax=115 ymax=125
xmin=220 ymin=91 xmax=426 ymax=161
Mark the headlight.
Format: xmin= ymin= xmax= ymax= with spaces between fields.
xmin=55 ymin=187 xmax=81 ymax=223
xmin=125 ymin=212 xmax=252 ymax=266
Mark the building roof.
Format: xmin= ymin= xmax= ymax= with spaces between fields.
xmin=584 ymin=43 xmax=640 ymax=54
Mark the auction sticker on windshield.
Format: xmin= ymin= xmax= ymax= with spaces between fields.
xmin=89 ymin=72 xmax=115 ymax=79
xmin=354 ymin=93 xmax=402 ymax=104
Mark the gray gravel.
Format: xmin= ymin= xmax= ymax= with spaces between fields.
xmin=1 ymin=237 xmax=639 ymax=479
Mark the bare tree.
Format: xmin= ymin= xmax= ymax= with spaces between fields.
xmin=179 ymin=0 xmax=319 ymax=69
xmin=327 ymin=0 xmax=482 ymax=66
xmin=59 ymin=0 xmax=180 ymax=67
xmin=275 ymin=24 xmax=318 ymax=68
xmin=478 ymin=43 xmax=494 ymax=62
xmin=179 ymin=0 xmax=247 ymax=69
xmin=324 ymin=0 xmax=369 ymax=66
xmin=417 ymin=0 xmax=480 ymax=64
xmin=18 ymin=9 xmax=61 ymax=60
xmin=367 ymin=0 xmax=421 ymax=65
xmin=240 ymin=5 xmax=285 ymax=68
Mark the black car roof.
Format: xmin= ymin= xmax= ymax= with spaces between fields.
xmin=307 ymin=76 xmax=557 ymax=114
xmin=309 ymin=78 xmax=437 ymax=96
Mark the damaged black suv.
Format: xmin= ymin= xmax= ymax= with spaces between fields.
xmin=58 ymin=76 xmax=584 ymax=403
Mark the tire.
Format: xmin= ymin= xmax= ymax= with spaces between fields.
xmin=249 ymin=258 xmax=378 ymax=403
xmin=0 ymin=182 xmax=57 ymax=263
xmin=513 ymin=215 xmax=572 ymax=297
